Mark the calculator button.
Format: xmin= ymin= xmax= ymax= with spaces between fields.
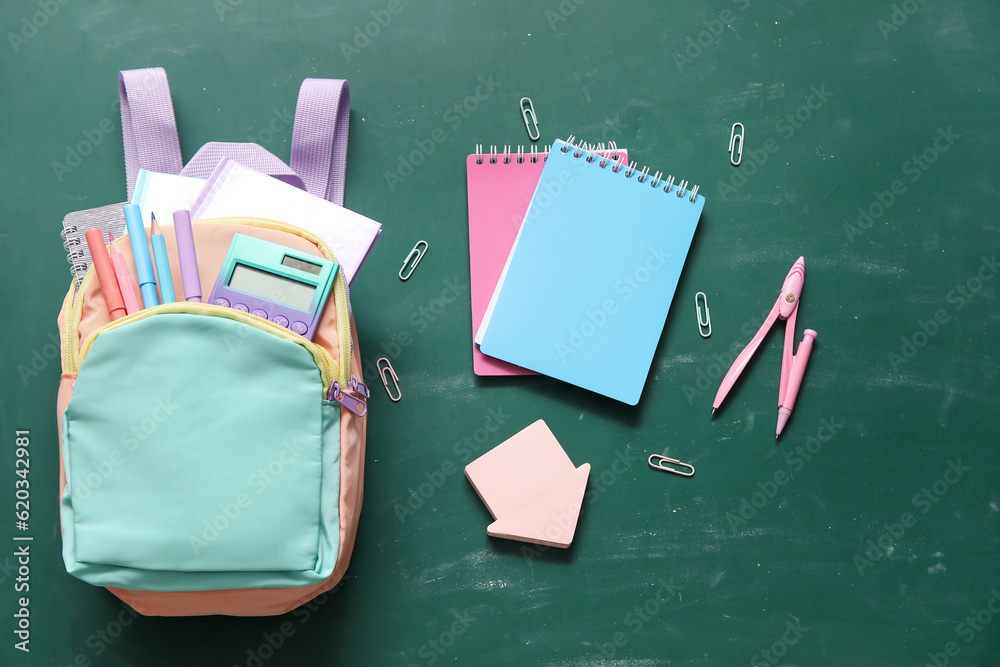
xmin=272 ymin=315 xmax=289 ymax=327
xmin=213 ymin=297 xmax=230 ymax=308
xmin=233 ymin=303 xmax=249 ymax=312
xmin=291 ymin=321 xmax=308 ymax=335
xmin=251 ymin=309 xmax=268 ymax=319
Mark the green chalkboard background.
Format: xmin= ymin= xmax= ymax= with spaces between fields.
xmin=1 ymin=1 xmax=998 ymax=665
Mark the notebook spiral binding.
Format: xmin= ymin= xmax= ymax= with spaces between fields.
xmin=561 ymin=135 xmax=701 ymax=203
xmin=61 ymin=225 xmax=91 ymax=285
xmin=473 ymin=142 xmax=625 ymax=166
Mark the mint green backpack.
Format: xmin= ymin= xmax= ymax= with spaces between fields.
xmin=56 ymin=68 xmax=368 ymax=616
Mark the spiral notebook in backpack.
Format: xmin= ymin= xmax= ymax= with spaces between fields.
xmin=475 ymin=138 xmax=705 ymax=405
xmin=61 ymin=203 xmax=128 ymax=284
xmin=61 ymin=171 xmax=207 ymax=284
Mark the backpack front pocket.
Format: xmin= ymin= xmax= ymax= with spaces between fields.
xmin=61 ymin=307 xmax=342 ymax=592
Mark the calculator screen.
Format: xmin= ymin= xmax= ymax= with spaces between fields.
xmin=281 ymin=255 xmax=323 ymax=275
xmin=228 ymin=264 xmax=316 ymax=310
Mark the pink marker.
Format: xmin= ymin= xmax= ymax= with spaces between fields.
xmin=84 ymin=228 xmax=126 ymax=321
xmin=711 ymin=257 xmax=818 ymax=438
xmin=108 ymin=233 xmax=141 ymax=315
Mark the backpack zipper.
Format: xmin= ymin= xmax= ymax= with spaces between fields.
xmin=63 ymin=216 xmax=353 ymax=391
xmin=78 ymin=302 xmax=340 ymax=392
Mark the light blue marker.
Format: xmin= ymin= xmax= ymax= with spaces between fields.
xmin=123 ymin=203 xmax=160 ymax=308
xmin=149 ymin=213 xmax=175 ymax=303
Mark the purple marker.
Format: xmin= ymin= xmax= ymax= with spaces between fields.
xmin=172 ymin=209 xmax=202 ymax=303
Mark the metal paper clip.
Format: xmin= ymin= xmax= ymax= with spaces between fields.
xmin=377 ymin=357 xmax=401 ymax=402
xmin=520 ymin=97 xmax=540 ymax=142
xmin=648 ymin=454 xmax=695 ymax=477
xmin=729 ymin=122 xmax=744 ymax=166
xmin=399 ymin=240 xmax=428 ymax=281
xmin=695 ymin=291 xmax=712 ymax=338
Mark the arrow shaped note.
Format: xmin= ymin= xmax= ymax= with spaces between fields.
xmin=465 ymin=420 xmax=591 ymax=549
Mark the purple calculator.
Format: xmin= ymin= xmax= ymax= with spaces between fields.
xmin=208 ymin=234 xmax=338 ymax=340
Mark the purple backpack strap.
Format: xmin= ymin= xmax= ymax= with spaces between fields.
xmin=118 ymin=69 xmax=349 ymax=204
xmin=291 ymin=79 xmax=350 ymax=207
xmin=180 ymin=142 xmax=306 ymax=192
xmin=119 ymin=68 xmax=184 ymax=199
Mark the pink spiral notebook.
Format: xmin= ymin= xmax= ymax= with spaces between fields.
xmin=466 ymin=144 xmax=627 ymax=376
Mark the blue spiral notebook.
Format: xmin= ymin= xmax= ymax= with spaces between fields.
xmin=475 ymin=139 xmax=705 ymax=405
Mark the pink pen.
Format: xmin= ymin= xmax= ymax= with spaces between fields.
xmin=108 ymin=233 xmax=141 ymax=315
xmin=712 ymin=257 xmax=818 ymax=438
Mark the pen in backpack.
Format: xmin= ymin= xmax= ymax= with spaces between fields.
xmin=84 ymin=228 xmax=127 ymax=321
xmin=149 ymin=213 xmax=176 ymax=303
xmin=172 ymin=209 xmax=202 ymax=302
xmin=123 ymin=203 xmax=159 ymax=308
xmin=108 ymin=233 xmax=141 ymax=315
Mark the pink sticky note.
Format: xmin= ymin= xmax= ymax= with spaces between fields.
xmin=465 ymin=420 xmax=590 ymax=548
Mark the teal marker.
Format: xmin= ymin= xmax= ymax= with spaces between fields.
xmin=149 ymin=213 xmax=175 ymax=303
xmin=123 ymin=204 xmax=160 ymax=308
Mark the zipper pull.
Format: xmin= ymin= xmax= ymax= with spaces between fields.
xmin=327 ymin=380 xmax=368 ymax=417
xmin=349 ymin=375 xmax=370 ymax=399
